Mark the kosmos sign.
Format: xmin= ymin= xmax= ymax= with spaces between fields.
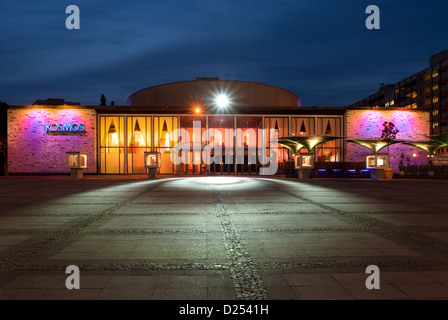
xmin=46 ymin=123 xmax=86 ymax=133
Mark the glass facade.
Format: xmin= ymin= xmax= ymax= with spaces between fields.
xmin=291 ymin=117 xmax=317 ymax=158
xmin=208 ymin=116 xmax=235 ymax=174
xmin=178 ymin=116 xmax=206 ymax=175
xmin=265 ymin=117 xmax=289 ymax=163
xmin=127 ymin=116 xmax=151 ymax=174
xmin=98 ymin=114 xmax=343 ymax=174
xmin=236 ymin=116 xmax=262 ymax=174
xmin=100 ymin=116 xmax=125 ymax=174
xmin=291 ymin=117 xmax=315 ymax=136
xmin=316 ymin=117 xmax=341 ymax=162
xmin=154 ymin=116 xmax=178 ymax=174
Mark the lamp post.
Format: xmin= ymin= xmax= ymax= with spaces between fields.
xmin=413 ymin=153 xmax=416 ymax=165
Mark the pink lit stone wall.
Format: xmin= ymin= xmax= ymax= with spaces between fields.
xmin=344 ymin=109 xmax=431 ymax=171
xmin=7 ymin=107 xmax=97 ymax=174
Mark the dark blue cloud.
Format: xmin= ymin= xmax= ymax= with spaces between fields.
xmin=1 ymin=0 xmax=448 ymax=106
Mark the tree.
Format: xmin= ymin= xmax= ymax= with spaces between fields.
xmin=381 ymin=121 xmax=399 ymax=166
xmin=100 ymin=94 xmax=106 ymax=106
xmin=381 ymin=121 xmax=399 ymax=142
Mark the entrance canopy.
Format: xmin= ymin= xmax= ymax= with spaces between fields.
xmin=346 ymin=139 xmax=403 ymax=154
xmin=278 ymin=135 xmax=344 ymax=153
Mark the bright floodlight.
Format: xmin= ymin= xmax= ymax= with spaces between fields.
xmin=216 ymin=94 xmax=229 ymax=108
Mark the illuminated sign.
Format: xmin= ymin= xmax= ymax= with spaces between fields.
xmin=46 ymin=123 xmax=85 ymax=133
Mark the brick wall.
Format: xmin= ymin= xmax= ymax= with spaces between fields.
xmin=7 ymin=107 xmax=97 ymax=174
xmin=344 ymin=109 xmax=431 ymax=171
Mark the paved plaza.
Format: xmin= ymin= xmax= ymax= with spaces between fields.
xmin=0 ymin=175 xmax=448 ymax=300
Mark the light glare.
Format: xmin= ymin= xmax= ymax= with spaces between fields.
xmin=216 ymin=94 xmax=229 ymax=108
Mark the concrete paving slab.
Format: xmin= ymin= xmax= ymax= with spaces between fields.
xmin=0 ymin=175 xmax=448 ymax=301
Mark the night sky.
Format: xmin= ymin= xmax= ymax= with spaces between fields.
xmin=1 ymin=0 xmax=448 ymax=106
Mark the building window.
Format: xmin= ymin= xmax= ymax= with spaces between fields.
xmin=406 ymin=91 xmax=418 ymax=99
xmin=411 ymin=103 xmax=417 ymax=109
xmin=433 ymin=97 xmax=439 ymax=103
xmin=127 ymin=117 xmax=151 ymax=174
xmin=208 ymin=116 xmax=235 ymax=174
xmin=291 ymin=118 xmax=315 ymax=136
xmin=433 ymin=85 xmax=439 ymax=91
xmin=433 ymin=122 xmax=439 ymax=129
xmin=100 ymin=116 xmax=125 ymax=174
xmin=291 ymin=117 xmax=317 ymax=161
xmin=154 ymin=116 xmax=178 ymax=174
xmin=237 ymin=116 xmax=262 ymax=148
xmin=178 ymin=116 xmax=207 ymax=175
xmin=316 ymin=118 xmax=341 ymax=162
xmin=433 ymin=109 xmax=439 ymax=116
xmin=432 ymin=71 xmax=439 ymax=78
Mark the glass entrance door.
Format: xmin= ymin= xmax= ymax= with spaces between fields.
xmin=208 ymin=116 xmax=234 ymax=175
xmin=235 ymin=116 xmax=262 ymax=175
xmin=178 ymin=116 xmax=206 ymax=175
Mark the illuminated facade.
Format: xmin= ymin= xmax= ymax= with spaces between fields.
xmin=94 ymin=112 xmax=344 ymax=175
xmin=6 ymin=79 xmax=431 ymax=175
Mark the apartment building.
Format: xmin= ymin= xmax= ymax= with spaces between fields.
xmin=351 ymin=51 xmax=448 ymax=142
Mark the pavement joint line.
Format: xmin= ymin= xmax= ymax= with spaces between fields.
xmin=5 ymin=257 xmax=441 ymax=272
xmin=211 ymin=186 xmax=269 ymax=300
xmin=6 ymin=214 xmax=109 ymax=217
xmin=81 ymin=229 xmax=220 ymax=234
xmin=80 ymin=227 xmax=375 ymax=234
xmin=0 ymin=180 xmax=166 ymax=271
xmin=9 ymin=203 xmax=130 ymax=206
xmin=255 ymin=179 xmax=448 ymax=257
xmin=0 ymin=227 xmax=377 ymax=236
xmin=0 ymin=212 xmax=217 ymax=217
xmin=254 ymin=258 xmax=444 ymax=270
xmin=110 ymin=212 xmax=215 ymax=216
xmin=8 ymin=262 xmax=231 ymax=272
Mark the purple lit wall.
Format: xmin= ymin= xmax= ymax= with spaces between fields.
xmin=344 ymin=109 xmax=431 ymax=171
xmin=7 ymin=107 xmax=97 ymax=174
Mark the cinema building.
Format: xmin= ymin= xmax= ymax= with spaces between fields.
xmin=6 ymin=78 xmax=430 ymax=175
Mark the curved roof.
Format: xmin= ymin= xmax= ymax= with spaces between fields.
xmin=126 ymin=78 xmax=300 ymax=107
